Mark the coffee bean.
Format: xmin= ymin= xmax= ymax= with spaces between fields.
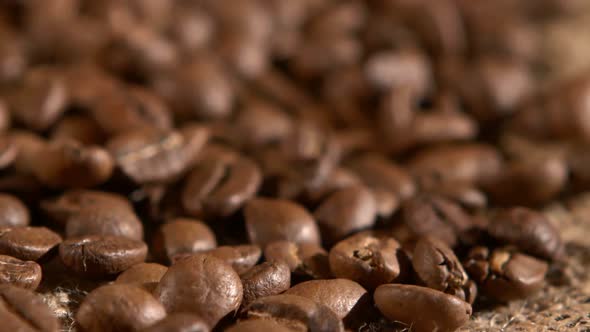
xmin=41 ymin=190 xmax=133 ymax=227
xmin=488 ymin=207 xmax=563 ymax=260
xmin=0 ymin=254 xmax=41 ymax=290
xmin=152 ymin=218 xmax=216 ymax=263
xmin=142 ymin=313 xmax=210 ymax=332
xmin=182 ymin=156 xmax=262 ymax=218
xmin=235 ymin=98 xmax=293 ymax=147
xmin=76 ymin=284 xmax=166 ymax=332
xmin=0 ymin=135 xmax=17 ymax=170
xmin=464 ymin=247 xmax=548 ymax=302
xmin=0 ymin=284 xmax=60 ymax=332
xmin=374 ymin=284 xmax=472 ymax=332
xmin=107 ymin=126 xmax=209 ymax=184
xmin=50 ymin=115 xmax=105 ymax=146
xmin=329 ymin=231 xmax=402 ymax=289
xmin=412 ymin=237 xmax=472 ymax=302
xmin=202 ymin=244 xmax=262 ymax=275
xmin=401 ymin=194 xmax=473 ymax=247
xmin=245 ymin=198 xmax=321 ymax=247
xmin=59 ymin=235 xmax=147 ymax=277
xmin=11 ymin=130 xmax=45 ymax=175
xmin=0 ymin=194 xmax=29 ymax=227
xmin=154 ymin=254 xmax=243 ymax=327
xmin=115 ymin=263 xmax=167 ymax=292
xmin=225 ymin=319 xmax=293 ymax=332
xmin=285 ymin=279 xmax=368 ymax=321
xmin=264 ymin=241 xmax=332 ymax=279
xmin=314 ymin=185 xmax=377 ymax=244
xmin=0 ymin=227 xmax=62 ymax=261
xmin=65 ymin=206 xmax=144 ymax=240
xmin=241 ymin=261 xmax=291 ymax=306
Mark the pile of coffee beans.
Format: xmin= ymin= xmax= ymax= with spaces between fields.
xmin=0 ymin=0 xmax=584 ymax=331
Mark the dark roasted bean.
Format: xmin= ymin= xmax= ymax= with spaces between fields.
xmin=152 ymin=218 xmax=216 ymax=263
xmin=76 ymin=284 xmax=166 ymax=332
xmin=0 ymin=194 xmax=29 ymax=227
xmin=202 ymin=244 xmax=262 ymax=275
xmin=50 ymin=115 xmax=105 ymax=146
xmin=0 ymin=227 xmax=62 ymax=261
xmin=115 ymin=263 xmax=168 ymax=292
xmin=0 ymin=254 xmax=41 ymax=290
xmin=0 ymin=284 xmax=60 ymax=332
xmin=264 ymin=241 xmax=332 ymax=279
xmin=241 ymin=261 xmax=291 ymax=306
xmin=225 ymin=319 xmax=293 ymax=332
xmin=142 ymin=313 xmax=210 ymax=332
xmin=154 ymin=254 xmax=243 ymax=327
xmin=65 ymin=206 xmax=144 ymax=240
xmin=59 ymin=235 xmax=147 ymax=277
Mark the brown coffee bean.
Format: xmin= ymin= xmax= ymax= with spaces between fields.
xmin=0 ymin=194 xmax=29 ymax=227
xmin=242 ymin=294 xmax=344 ymax=332
xmin=0 ymin=135 xmax=17 ymax=170
xmin=154 ymin=254 xmax=243 ymax=327
xmin=464 ymin=247 xmax=548 ymax=302
xmin=329 ymin=232 xmax=402 ymax=289
xmin=488 ymin=207 xmax=563 ymax=260
xmin=235 ymin=98 xmax=293 ymax=147
xmin=182 ymin=156 xmax=262 ymax=218
xmin=76 ymin=284 xmax=167 ymax=332
xmin=314 ymin=185 xmax=376 ymax=244
xmin=401 ymin=194 xmax=473 ymax=247
xmin=0 ymin=227 xmax=62 ymax=261
xmin=50 ymin=115 xmax=105 ymax=146
xmin=142 ymin=313 xmax=210 ymax=332
xmin=107 ymin=126 xmax=209 ymax=184
xmin=241 ymin=261 xmax=291 ymax=306
xmin=32 ymin=139 xmax=114 ymax=189
xmin=365 ymin=49 xmax=431 ymax=96
xmin=0 ymin=254 xmax=41 ymax=290
xmin=374 ymin=284 xmax=471 ymax=332
xmin=202 ymin=244 xmax=262 ymax=275
xmin=41 ymin=190 xmax=133 ymax=227
xmin=412 ymin=237 xmax=472 ymax=302
xmin=11 ymin=130 xmax=45 ymax=175
xmin=59 ymin=235 xmax=147 ymax=277
xmin=245 ymin=198 xmax=321 ymax=247
xmin=408 ymin=143 xmax=503 ymax=185
xmin=115 ymin=263 xmax=168 ymax=292
xmin=0 ymin=284 xmax=60 ymax=332
xmin=285 ymin=279 xmax=368 ymax=320
xmin=225 ymin=319 xmax=293 ymax=332
xmin=152 ymin=218 xmax=216 ymax=263
xmin=65 ymin=206 xmax=144 ymax=240
xmin=264 ymin=241 xmax=332 ymax=279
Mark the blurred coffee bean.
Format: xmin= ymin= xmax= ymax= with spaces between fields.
xmin=152 ymin=218 xmax=216 ymax=263
xmin=65 ymin=206 xmax=143 ymax=240
xmin=0 ymin=194 xmax=29 ymax=227
xmin=264 ymin=240 xmax=332 ymax=279
xmin=11 ymin=130 xmax=47 ymax=175
xmin=51 ymin=115 xmax=106 ymax=146
xmin=0 ymin=285 xmax=60 ymax=332
xmin=241 ymin=261 xmax=291 ymax=306
xmin=0 ymin=255 xmax=41 ymax=290
xmin=142 ymin=313 xmax=210 ymax=332
xmin=225 ymin=319 xmax=292 ymax=332
xmin=0 ymin=226 xmax=62 ymax=261
xmin=488 ymin=207 xmax=563 ymax=260
xmin=115 ymin=262 xmax=167 ymax=292
xmin=235 ymin=98 xmax=292 ymax=147
xmin=245 ymin=198 xmax=321 ymax=247
xmin=76 ymin=284 xmax=167 ymax=332
xmin=154 ymin=254 xmax=243 ymax=327
xmin=59 ymin=235 xmax=147 ymax=277
xmin=374 ymin=284 xmax=471 ymax=332
xmin=201 ymin=244 xmax=262 ymax=275
xmin=0 ymin=135 xmax=16 ymax=170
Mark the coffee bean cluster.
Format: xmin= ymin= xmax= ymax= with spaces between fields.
xmin=0 ymin=0 xmax=582 ymax=331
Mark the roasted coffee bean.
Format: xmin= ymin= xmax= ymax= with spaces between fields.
xmin=235 ymin=98 xmax=293 ymax=147
xmin=115 ymin=263 xmax=168 ymax=292
xmin=314 ymin=185 xmax=377 ymax=244
xmin=285 ymin=279 xmax=368 ymax=321
xmin=488 ymin=207 xmax=563 ymax=260
xmin=0 ymin=284 xmax=60 ymax=332
xmin=241 ymin=261 xmax=291 ymax=306
xmin=152 ymin=218 xmax=216 ymax=263
xmin=0 ymin=254 xmax=41 ymax=290
xmin=182 ymin=156 xmax=262 ymax=218
xmin=107 ymin=126 xmax=209 ymax=184
xmin=41 ymin=190 xmax=133 ymax=227
xmin=245 ymin=198 xmax=321 ymax=247
xmin=65 ymin=206 xmax=144 ymax=240
xmin=51 ymin=115 xmax=105 ymax=146
xmin=242 ymin=294 xmax=344 ymax=332
xmin=0 ymin=194 xmax=29 ymax=227
xmin=59 ymin=235 xmax=147 ymax=277
xmin=11 ymin=130 xmax=45 ymax=175
xmin=0 ymin=135 xmax=17 ymax=170
xmin=374 ymin=284 xmax=471 ymax=332
xmin=32 ymin=139 xmax=114 ymax=189
xmin=401 ymin=194 xmax=473 ymax=247
xmin=142 ymin=313 xmax=210 ymax=332
xmin=329 ymin=232 xmax=402 ymax=289
xmin=76 ymin=284 xmax=167 ymax=332
xmin=225 ymin=319 xmax=293 ymax=332
xmin=412 ymin=237 xmax=473 ymax=302
xmin=0 ymin=227 xmax=62 ymax=261
xmin=464 ymin=247 xmax=548 ymax=302
xmin=202 ymin=244 xmax=262 ymax=275
xmin=264 ymin=241 xmax=332 ymax=279
xmin=154 ymin=254 xmax=243 ymax=327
